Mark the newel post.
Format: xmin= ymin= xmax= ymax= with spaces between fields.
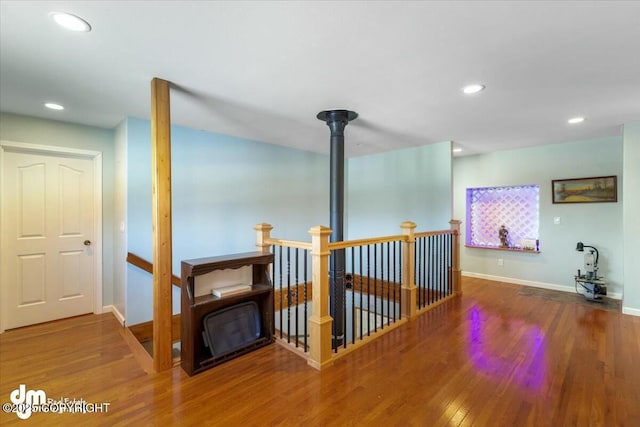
xmin=401 ymin=221 xmax=417 ymax=319
xmin=308 ymin=225 xmax=333 ymax=370
xmin=254 ymin=223 xmax=273 ymax=252
xmin=449 ymin=219 xmax=462 ymax=296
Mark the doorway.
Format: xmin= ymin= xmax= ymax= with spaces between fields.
xmin=1 ymin=141 xmax=103 ymax=331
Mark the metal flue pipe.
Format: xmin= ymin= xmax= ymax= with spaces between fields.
xmin=316 ymin=109 xmax=358 ymax=347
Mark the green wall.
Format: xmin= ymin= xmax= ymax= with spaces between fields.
xmin=622 ymin=123 xmax=640 ymax=314
xmin=347 ymin=141 xmax=453 ymax=237
xmin=453 ymin=137 xmax=624 ymax=296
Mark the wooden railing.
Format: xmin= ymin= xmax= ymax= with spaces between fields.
xmin=124 ymin=220 xmax=461 ymax=372
xmin=126 ymin=252 xmax=181 ymax=288
xmin=415 ymin=229 xmax=457 ymax=312
xmin=254 ymin=220 xmax=461 ymax=370
xmin=124 ymin=252 xmax=182 ymax=371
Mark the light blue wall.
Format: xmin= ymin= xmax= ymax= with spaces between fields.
xmin=125 ymin=117 xmax=329 ymax=324
xmin=453 ymin=137 xmax=624 ymax=296
xmin=113 ymin=119 xmax=127 ymax=318
xmin=124 ymin=120 xmax=453 ymax=324
xmin=347 ymin=141 xmax=453 ymax=238
xmin=622 ymin=123 xmax=640 ymax=314
xmin=0 ymin=113 xmax=116 ymax=306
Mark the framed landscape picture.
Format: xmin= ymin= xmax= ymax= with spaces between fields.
xmin=552 ymin=176 xmax=617 ymax=204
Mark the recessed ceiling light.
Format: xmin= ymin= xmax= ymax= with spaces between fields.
xmin=462 ymin=84 xmax=485 ymax=95
xmin=452 ymin=147 xmax=463 ymax=153
xmin=44 ymin=102 xmax=64 ymax=111
xmin=568 ymin=117 xmax=585 ymax=124
xmin=50 ymin=12 xmax=92 ymax=32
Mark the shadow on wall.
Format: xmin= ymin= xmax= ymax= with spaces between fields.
xmin=169 ymin=82 xmax=440 ymax=157
xmin=170 ymin=82 xmax=324 ymax=152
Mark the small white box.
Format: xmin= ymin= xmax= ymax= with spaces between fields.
xmin=212 ymin=284 xmax=252 ymax=298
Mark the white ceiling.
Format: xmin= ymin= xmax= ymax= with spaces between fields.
xmin=1 ymin=1 xmax=639 ymax=157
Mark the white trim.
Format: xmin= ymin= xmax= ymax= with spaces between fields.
xmin=0 ymin=140 xmax=101 ymax=158
xmin=622 ymin=307 xmax=640 ymax=317
xmin=93 ymin=152 xmax=103 ymax=314
xmin=0 ymin=140 xmax=104 ymax=332
xmin=606 ymin=292 xmax=623 ymax=300
xmin=104 ymin=305 xmax=126 ymax=326
xmin=462 ymin=271 xmax=623 ymax=300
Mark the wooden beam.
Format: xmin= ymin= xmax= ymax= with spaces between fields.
xmin=151 ymin=77 xmax=173 ymax=372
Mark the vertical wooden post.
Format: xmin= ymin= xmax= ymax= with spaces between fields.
xmin=401 ymin=221 xmax=417 ymax=319
xmin=307 ymin=225 xmax=333 ymax=370
xmin=151 ymin=77 xmax=173 ymax=372
xmin=449 ymin=219 xmax=462 ymax=296
xmin=254 ymin=223 xmax=273 ymax=252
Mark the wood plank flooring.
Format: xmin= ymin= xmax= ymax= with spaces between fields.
xmin=1 ymin=277 xmax=639 ymax=426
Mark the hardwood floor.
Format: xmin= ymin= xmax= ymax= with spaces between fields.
xmin=1 ymin=277 xmax=639 ymax=426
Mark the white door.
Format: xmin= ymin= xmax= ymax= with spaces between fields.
xmin=1 ymin=145 xmax=97 ymax=329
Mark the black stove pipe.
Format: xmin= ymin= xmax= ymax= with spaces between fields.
xmin=317 ymin=109 xmax=357 ymax=347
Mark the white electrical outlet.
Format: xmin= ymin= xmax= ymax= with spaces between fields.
xmin=498 ymin=258 xmax=504 ymax=266
xmin=553 ymin=217 xmax=561 ymax=225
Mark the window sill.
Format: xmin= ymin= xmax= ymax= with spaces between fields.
xmin=465 ymin=244 xmax=540 ymax=254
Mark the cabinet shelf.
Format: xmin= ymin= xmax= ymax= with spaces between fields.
xmin=191 ymin=284 xmax=272 ymax=307
xmin=181 ymin=251 xmax=274 ymax=376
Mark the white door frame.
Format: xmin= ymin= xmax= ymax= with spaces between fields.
xmin=0 ymin=140 xmax=103 ymax=333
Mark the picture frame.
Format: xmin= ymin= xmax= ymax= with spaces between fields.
xmin=552 ymin=175 xmax=617 ymax=204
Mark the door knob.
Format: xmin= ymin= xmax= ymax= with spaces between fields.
xmin=84 ymin=240 xmax=92 ymax=246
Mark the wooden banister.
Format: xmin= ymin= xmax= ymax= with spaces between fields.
xmin=126 ymin=252 xmax=181 ymax=288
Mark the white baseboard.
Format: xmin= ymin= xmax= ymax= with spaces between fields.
xmin=462 ymin=271 xmax=623 ymax=300
xmin=103 ymin=305 xmax=125 ymax=326
xmin=622 ymin=307 xmax=640 ymax=317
